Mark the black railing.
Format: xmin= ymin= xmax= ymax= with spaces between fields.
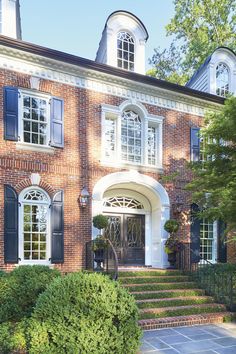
xmin=86 ymin=239 xmax=118 ymax=281
xmin=177 ymin=243 xmax=236 ymax=311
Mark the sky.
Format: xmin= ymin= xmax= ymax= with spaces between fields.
xmin=20 ymin=0 xmax=174 ymax=71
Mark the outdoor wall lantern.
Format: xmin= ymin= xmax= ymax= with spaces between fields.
xmin=79 ymin=187 xmax=90 ymax=208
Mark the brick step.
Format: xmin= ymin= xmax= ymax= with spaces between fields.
xmin=123 ymin=282 xmax=197 ymax=292
xmin=136 ymin=295 xmax=214 ymax=305
xmin=139 ymin=303 xmax=226 ymax=314
xmin=120 ymin=275 xmax=190 ymax=284
xmin=138 ymin=312 xmax=234 ymax=330
xmin=131 ymin=288 xmax=205 ymax=297
xmin=118 ymin=270 xmax=181 ymax=277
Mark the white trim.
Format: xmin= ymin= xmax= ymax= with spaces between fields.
xmin=0 ymin=47 xmax=222 ymax=118
xmin=92 ymin=171 xmax=170 ymax=268
xmin=18 ymin=186 xmax=51 ymax=265
xmin=101 ymin=100 xmax=164 ymax=169
xmin=18 ymin=89 xmax=51 ymax=148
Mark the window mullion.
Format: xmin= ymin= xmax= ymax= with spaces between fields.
xmin=117 ymin=114 xmax=121 ymax=161
xmin=143 ymin=119 xmax=148 ymax=165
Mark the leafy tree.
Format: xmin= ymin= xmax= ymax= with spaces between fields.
xmin=148 ymin=0 xmax=236 ymax=83
xmin=186 ymin=97 xmax=236 ymax=233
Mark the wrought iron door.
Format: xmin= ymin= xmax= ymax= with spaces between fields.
xmin=104 ymin=214 xmax=145 ymax=264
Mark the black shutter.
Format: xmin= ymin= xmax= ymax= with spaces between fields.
xmin=51 ymin=190 xmax=64 ymax=263
xmin=190 ymin=203 xmax=201 ymax=263
xmin=50 ymin=97 xmax=64 ymax=148
xmin=218 ymin=220 xmax=227 ymax=263
xmin=190 ymin=127 xmax=200 ymax=161
xmin=4 ymin=87 xmax=19 ymax=141
xmin=4 ymin=185 xmax=18 ymax=263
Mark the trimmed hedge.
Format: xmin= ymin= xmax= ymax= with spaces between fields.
xmin=28 ymin=272 xmax=141 ymax=354
xmin=0 ymin=265 xmax=61 ymax=323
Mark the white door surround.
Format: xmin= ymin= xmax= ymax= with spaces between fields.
xmin=92 ymin=170 xmax=170 ymax=268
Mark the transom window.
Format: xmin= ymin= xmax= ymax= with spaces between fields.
xmin=20 ymin=189 xmax=50 ymax=262
xmin=121 ymin=110 xmax=142 ymax=163
xmin=117 ymin=32 xmax=135 ymax=71
xmin=104 ymin=196 xmax=144 ymax=209
xmin=216 ymin=63 xmax=229 ymax=97
xmin=200 ymin=219 xmax=216 ymax=262
xmin=20 ymin=93 xmax=50 ymax=145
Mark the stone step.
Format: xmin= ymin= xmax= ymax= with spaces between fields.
xmin=131 ymin=288 xmax=205 ymax=296
xmin=118 ymin=270 xmax=181 ymax=277
xmin=138 ymin=312 xmax=234 ymax=330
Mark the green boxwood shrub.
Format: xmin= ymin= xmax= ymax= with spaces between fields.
xmin=0 ymin=265 xmax=61 ymax=323
xmin=28 ymin=272 xmax=141 ymax=354
xmin=0 ymin=320 xmax=28 ymax=354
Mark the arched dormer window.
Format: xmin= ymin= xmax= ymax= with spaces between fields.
xmin=216 ymin=63 xmax=229 ymax=97
xmin=117 ymin=32 xmax=135 ymax=71
xmin=121 ymin=110 xmax=142 ymax=163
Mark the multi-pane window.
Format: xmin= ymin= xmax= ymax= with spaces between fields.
xmin=121 ymin=110 xmax=142 ymax=163
xmin=104 ymin=117 xmax=116 ymax=159
xmin=117 ymin=32 xmax=135 ymax=71
xmin=216 ymin=63 xmax=229 ymax=97
xmin=200 ymin=219 xmax=215 ymax=262
xmin=21 ymin=190 xmax=49 ymax=262
xmin=22 ymin=94 xmax=49 ymax=145
xmin=148 ymin=126 xmax=157 ymax=165
xmin=103 ymin=109 xmax=162 ymax=167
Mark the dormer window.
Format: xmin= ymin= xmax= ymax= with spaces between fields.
xmin=216 ymin=63 xmax=229 ymax=97
xmin=117 ymin=32 xmax=135 ymax=71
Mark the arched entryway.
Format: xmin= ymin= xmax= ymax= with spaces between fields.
xmin=92 ymin=171 xmax=170 ymax=268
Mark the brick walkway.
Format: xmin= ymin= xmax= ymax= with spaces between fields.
xmin=139 ymin=323 xmax=236 ymax=353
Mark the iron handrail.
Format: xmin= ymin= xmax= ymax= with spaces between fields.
xmin=177 ymin=242 xmax=236 ymax=311
xmin=106 ymin=238 xmax=118 ymax=281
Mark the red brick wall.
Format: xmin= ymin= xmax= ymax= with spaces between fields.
xmin=0 ymin=68 xmax=205 ymax=271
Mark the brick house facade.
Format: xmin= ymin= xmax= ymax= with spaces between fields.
xmin=0 ymin=6 xmax=234 ymax=272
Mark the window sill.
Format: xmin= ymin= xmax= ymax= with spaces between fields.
xmin=18 ymin=260 xmax=52 ymax=266
xmin=100 ymin=160 xmax=163 ymax=173
xmin=16 ymin=142 xmax=55 ymax=154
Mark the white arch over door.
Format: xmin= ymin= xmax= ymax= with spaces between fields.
xmin=92 ymin=170 xmax=170 ymax=268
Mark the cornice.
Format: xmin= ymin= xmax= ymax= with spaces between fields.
xmin=0 ymin=45 xmax=223 ymax=117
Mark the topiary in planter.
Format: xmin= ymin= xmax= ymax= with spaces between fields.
xmin=93 ymin=214 xmax=108 ymax=231
xmin=164 ymin=219 xmax=179 ymax=235
xmin=28 ymin=272 xmax=141 ymax=354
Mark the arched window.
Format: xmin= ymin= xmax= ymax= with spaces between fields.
xmin=117 ymin=32 xmax=135 ymax=71
xmin=216 ymin=63 xmax=229 ymax=97
xmin=104 ymin=196 xmax=144 ymax=209
xmin=19 ymin=188 xmax=50 ymax=263
xmin=121 ymin=110 xmax=142 ymax=163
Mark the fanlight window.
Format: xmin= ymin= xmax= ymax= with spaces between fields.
xmin=104 ymin=196 xmax=144 ymax=209
xmin=216 ymin=63 xmax=229 ymax=97
xmin=117 ymin=31 xmax=135 ymax=71
xmin=121 ymin=110 xmax=142 ymax=163
xmin=23 ymin=190 xmax=48 ymax=202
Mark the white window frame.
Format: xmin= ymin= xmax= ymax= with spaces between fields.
xmin=117 ymin=31 xmax=135 ymax=72
xmin=199 ymin=219 xmax=218 ymax=263
xmin=101 ymin=102 xmax=163 ymax=170
xmin=18 ymin=186 xmax=51 ymax=265
xmin=215 ymin=62 xmax=230 ymax=97
xmin=18 ymin=89 xmax=52 ymax=151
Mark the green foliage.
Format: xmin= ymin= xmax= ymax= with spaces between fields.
xmin=93 ymin=214 xmax=108 ymax=230
xmin=148 ymin=0 xmax=236 ymax=83
xmin=164 ymin=220 xmax=179 ymax=234
xmin=0 ymin=319 xmax=29 ymax=353
xmin=186 ymin=97 xmax=236 ymax=232
xmin=92 ymin=235 xmax=107 ymax=251
xmin=28 ymin=272 xmax=141 ymax=354
xmin=0 ymin=265 xmax=60 ymax=323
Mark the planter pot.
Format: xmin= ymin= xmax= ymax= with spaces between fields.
xmin=168 ymin=252 xmax=177 ymax=267
xmin=94 ymin=249 xmax=105 ymax=271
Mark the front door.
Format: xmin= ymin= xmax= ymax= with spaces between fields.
xmin=104 ymin=214 xmax=145 ymax=265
